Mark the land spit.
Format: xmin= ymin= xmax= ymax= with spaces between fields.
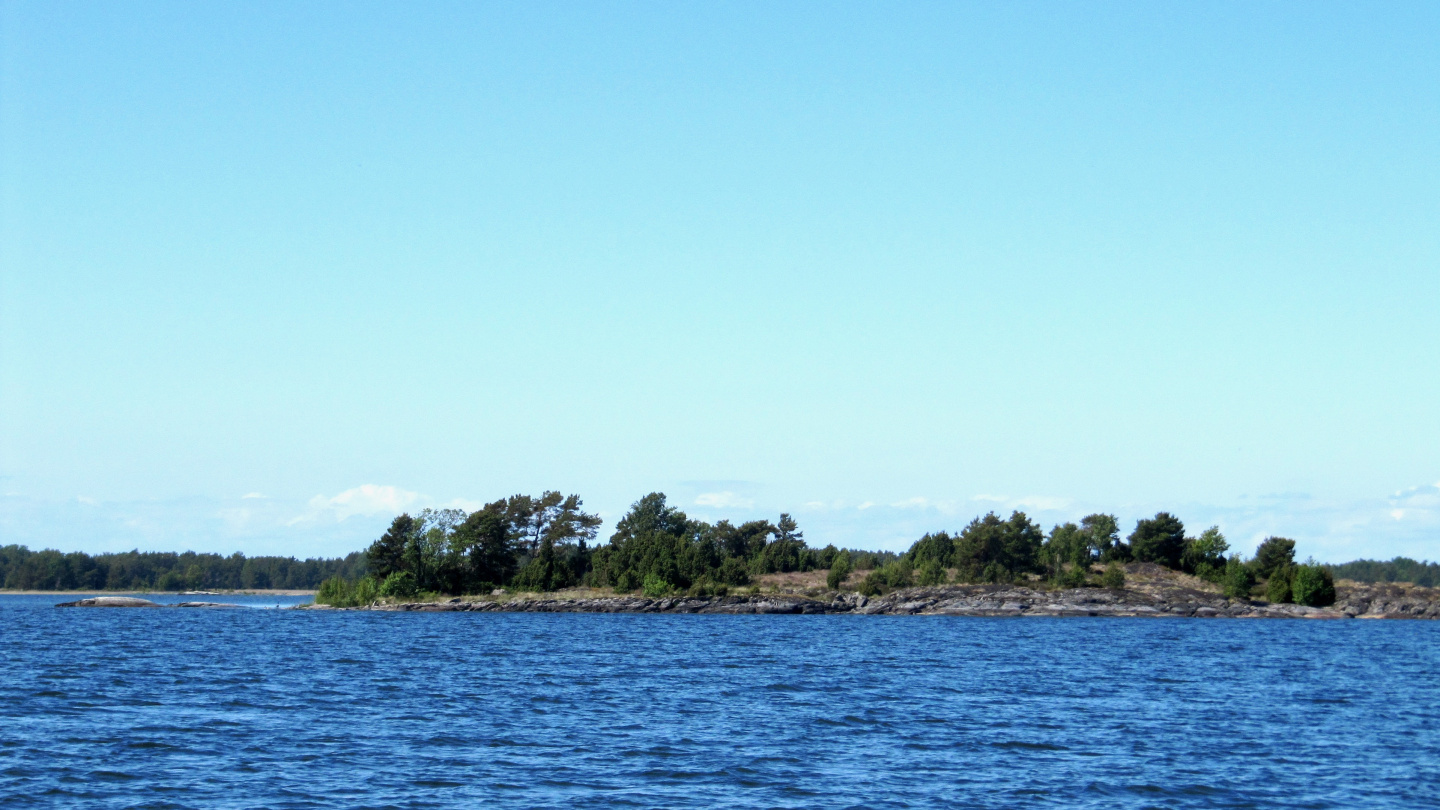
xmin=303 ymin=579 xmax=1439 ymax=619
xmin=54 ymin=565 xmax=1439 ymax=619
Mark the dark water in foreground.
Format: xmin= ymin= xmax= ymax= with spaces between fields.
xmin=2 ymin=595 xmax=1438 ymax=809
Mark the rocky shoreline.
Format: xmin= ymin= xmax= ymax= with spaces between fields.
xmin=53 ymin=577 xmax=1440 ymax=619
xmin=305 ymin=580 xmax=1440 ymax=619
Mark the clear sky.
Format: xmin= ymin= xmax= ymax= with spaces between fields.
xmin=2 ymin=2 xmax=1437 ymax=562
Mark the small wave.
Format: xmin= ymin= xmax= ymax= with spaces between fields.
xmin=992 ymin=741 xmax=1068 ymax=751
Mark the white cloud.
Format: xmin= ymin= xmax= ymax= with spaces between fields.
xmin=1388 ymin=483 xmax=1440 ymax=516
xmin=694 ymin=491 xmax=753 ymax=509
xmin=292 ymin=484 xmax=423 ymax=524
xmin=967 ymin=494 xmax=1070 ymax=512
xmin=241 ymin=492 xmax=266 ymax=500
xmin=891 ymin=497 xmax=929 ymax=509
xmin=1012 ymin=495 xmax=1073 ymax=512
xmin=857 ymin=501 xmax=874 ymax=510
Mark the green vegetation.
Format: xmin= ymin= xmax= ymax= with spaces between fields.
xmin=7 ymin=490 xmax=1402 ymax=611
xmin=826 ymin=550 xmax=853 ymax=590
xmin=1266 ymin=569 xmax=1294 ymax=603
xmin=359 ymin=491 xmax=890 ymax=599
xmin=316 ymin=575 xmax=381 ymax=607
xmin=0 ymin=545 xmax=365 ymax=591
xmin=1290 ymin=563 xmax=1336 ymax=608
xmin=1253 ymin=537 xmax=1297 ymax=580
xmin=1223 ymin=557 xmax=1257 ymax=599
xmin=1330 ymin=557 xmax=1439 ymax=587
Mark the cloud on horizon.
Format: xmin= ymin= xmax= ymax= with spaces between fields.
xmin=291 ymin=484 xmax=424 ymax=525
xmin=694 ymin=491 xmax=754 ymax=509
xmin=1 ymin=480 xmax=1436 ymax=564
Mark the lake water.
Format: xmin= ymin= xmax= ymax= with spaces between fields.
xmin=2 ymin=594 xmax=1437 ymax=809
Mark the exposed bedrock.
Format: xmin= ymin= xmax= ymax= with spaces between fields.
xmin=326 ymin=582 xmax=1437 ymax=619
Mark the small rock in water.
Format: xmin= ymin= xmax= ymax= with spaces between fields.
xmin=55 ymin=596 xmax=159 ymax=608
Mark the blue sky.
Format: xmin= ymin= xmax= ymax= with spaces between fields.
xmin=2 ymin=2 xmax=1437 ymax=562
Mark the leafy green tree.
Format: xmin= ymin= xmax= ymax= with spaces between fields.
xmin=594 ymin=493 xmax=699 ymax=592
xmin=1129 ymin=513 xmax=1187 ymax=569
xmin=1290 ymin=563 xmax=1336 ymax=607
xmin=753 ymin=514 xmax=807 ymax=574
xmin=1083 ymin=514 xmax=1127 ymax=562
xmin=513 ymin=535 xmax=558 ymax=592
xmin=367 ymin=514 xmax=415 ymax=580
xmin=498 ymin=491 xmax=603 ymax=556
xmin=1182 ymin=526 xmax=1229 ymax=578
xmin=908 ymin=531 xmax=955 ymax=567
xmin=1252 ymin=537 xmax=1296 ymax=579
xmin=451 ymin=509 xmax=515 ymax=591
xmin=1042 ymin=523 xmax=1086 ymax=579
xmin=947 ymin=511 xmax=1044 ymax=582
xmin=1101 ymin=563 xmax=1126 ymax=589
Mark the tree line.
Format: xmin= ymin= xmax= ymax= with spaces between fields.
xmin=1329 ymin=557 xmax=1439 ymax=588
xmin=318 ymin=491 xmax=1352 ymax=608
xmin=0 ymin=545 xmax=366 ymax=591
xmin=324 ymin=491 xmax=897 ymax=604
xmin=5 ymin=490 xmax=1423 ymax=602
xmin=878 ymin=510 xmax=1336 ymax=606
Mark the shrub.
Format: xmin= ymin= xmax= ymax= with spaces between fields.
xmin=877 ymin=559 xmax=913 ymax=589
xmin=1223 ymin=557 xmax=1255 ymax=599
xmin=719 ymin=557 xmax=751 ymax=586
xmin=826 ymin=550 xmax=853 ymax=590
xmin=315 ymin=576 xmax=353 ymax=606
xmin=1266 ymin=567 xmax=1293 ymax=603
xmin=685 ymin=578 xmax=728 ymax=598
xmin=857 ymin=572 xmax=883 ymax=597
xmin=1291 ymin=563 xmax=1336 ymax=607
xmin=1101 ymin=563 xmax=1125 ymax=589
xmin=1193 ymin=561 xmax=1223 ymax=583
xmin=916 ymin=559 xmax=947 ymax=587
xmin=352 ymin=575 xmax=379 ymax=605
xmin=1059 ymin=564 xmax=1089 ymax=589
xmin=642 ymin=573 xmax=671 ymax=597
xmin=980 ymin=561 xmax=1009 ymax=584
xmin=315 ymin=575 xmax=382 ymax=607
xmin=379 ymin=571 xmax=418 ymax=599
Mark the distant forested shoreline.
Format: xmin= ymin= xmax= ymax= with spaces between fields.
xmin=3 ymin=491 xmax=1435 ymax=596
xmin=0 ymin=546 xmax=366 ymax=591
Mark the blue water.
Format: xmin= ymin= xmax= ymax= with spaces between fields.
xmin=2 ymin=595 xmax=1437 ymax=809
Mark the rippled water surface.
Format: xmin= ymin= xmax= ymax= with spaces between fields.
xmin=3 ymin=594 xmax=1438 ymax=809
